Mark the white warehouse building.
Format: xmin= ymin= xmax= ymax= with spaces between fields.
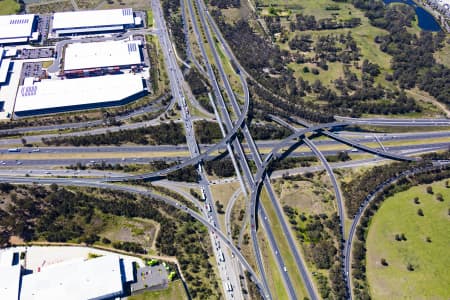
xmin=63 ymin=39 xmax=143 ymax=75
xmin=0 ymin=14 xmax=39 ymax=45
xmin=20 ymin=255 xmax=125 ymax=300
xmin=14 ymin=74 xmax=146 ymax=117
xmin=0 ymin=250 xmax=137 ymax=300
xmin=51 ymin=8 xmax=142 ymax=36
xmin=0 ymin=48 xmax=12 ymax=85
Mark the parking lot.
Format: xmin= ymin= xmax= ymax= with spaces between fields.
xmin=20 ymin=62 xmax=46 ymax=83
xmin=36 ymin=14 xmax=51 ymax=43
xmin=18 ymin=47 xmax=54 ymax=59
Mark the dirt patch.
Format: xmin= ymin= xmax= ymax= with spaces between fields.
xmin=274 ymin=173 xmax=335 ymax=215
xmin=9 ymin=236 xmax=24 ymax=244
xmin=100 ymin=216 xmax=158 ymax=251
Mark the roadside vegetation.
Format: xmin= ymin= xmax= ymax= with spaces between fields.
xmin=0 ymin=184 xmax=221 ymax=299
xmin=185 ymin=68 xmax=214 ymax=113
xmin=249 ymin=122 xmax=291 ymax=140
xmin=161 ymin=0 xmax=187 ymax=60
xmin=41 ymin=121 xmax=185 ymax=146
xmin=194 ymin=120 xmax=223 ymax=143
xmin=260 ymin=189 xmax=309 ymax=299
xmin=194 ymin=119 xmax=293 ymax=144
xmin=275 ymin=171 xmax=346 ymax=299
xmin=341 ymin=151 xmax=450 ymax=217
xmin=205 ymin=157 xmax=236 ymax=177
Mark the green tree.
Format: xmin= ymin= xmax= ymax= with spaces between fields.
xmin=417 ymin=208 xmax=424 ymax=216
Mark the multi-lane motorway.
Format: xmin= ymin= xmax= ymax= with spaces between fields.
xmin=0 ymin=2 xmax=448 ymax=300
xmin=152 ymin=1 xmax=243 ymax=298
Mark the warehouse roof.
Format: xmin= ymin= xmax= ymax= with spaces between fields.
xmin=20 ymin=255 xmax=124 ymax=300
xmin=14 ymin=74 xmax=145 ymax=115
xmin=0 ymin=58 xmax=11 ymax=84
xmin=0 ymin=14 xmax=35 ymax=44
xmin=64 ymin=40 xmax=142 ymax=71
xmin=0 ymin=48 xmax=11 ymax=84
xmin=52 ymin=8 xmax=134 ymax=30
xmin=0 ymin=251 xmax=21 ymax=300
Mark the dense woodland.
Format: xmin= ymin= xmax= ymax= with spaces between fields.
xmin=249 ymin=122 xmax=291 ymax=140
xmin=194 ymin=120 xmax=223 ymax=144
xmin=185 ymin=68 xmax=215 ymax=113
xmin=205 ymin=157 xmax=235 ymax=177
xmin=0 ymin=184 xmax=220 ymax=299
xmin=161 ymin=0 xmax=187 ymax=60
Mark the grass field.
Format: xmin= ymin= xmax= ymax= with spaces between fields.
xmin=147 ymin=9 xmax=153 ymax=27
xmin=128 ymin=280 xmax=188 ymax=300
xmin=210 ymin=182 xmax=240 ymax=208
xmin=0 ymin=0 xmax=20 ymax=15
xmin=366 ymin=179 xmax=450 ymax=299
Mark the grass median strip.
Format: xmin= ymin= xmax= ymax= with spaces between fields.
xmin=260 ymin=188 xmax=309 ymax=299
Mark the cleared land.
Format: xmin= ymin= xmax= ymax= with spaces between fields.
xmin=366 ymin=179 xmax=450 ymax=299
xmin=128 ymin=280 xmax=188 ymax=300
xmin=75 ymin=0 xmax=103 ymax=10
xmin=98 ymin=0 xmax=149 ymax=10
xmin=100 ymin=215 xmax=159 ymax=251
xmin=274 ymin=175 xmax=335 ymax=215
xmin=27 ymin=1 xmax=74 ymax=14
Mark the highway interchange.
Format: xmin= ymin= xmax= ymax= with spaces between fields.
xmin=0 ymin=1 xmax=449 ymax=300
